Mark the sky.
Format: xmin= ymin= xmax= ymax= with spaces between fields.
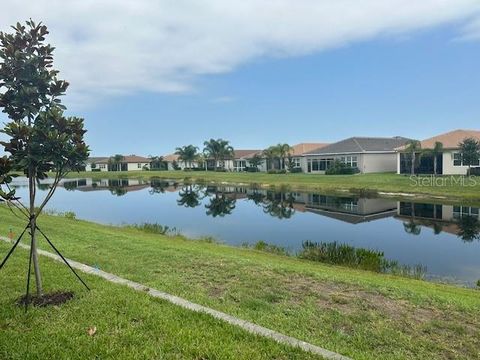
xmin=1 ymin=1 xmax=480 ymax=156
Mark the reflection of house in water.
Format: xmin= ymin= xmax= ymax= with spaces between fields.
xmin=299 ymin=194 xmax=398 ymax=224
xmin=240 ymin=188 xmax=397 ymax=224
xmin=396 ymin=202 xmax=480 ymax=236
xmin=61 ymin=178 xmax=150 ymax=193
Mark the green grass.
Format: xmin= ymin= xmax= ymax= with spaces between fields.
xmin=66 ymin=170 xmax=480 ymax=204
xmin=0 ymin=246 xmax=318 ymax=360
xmin=1 ymin=206 xmax=480 ymax=359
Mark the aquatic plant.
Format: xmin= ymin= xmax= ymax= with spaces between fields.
xmin=299 ymin=241 xmax=426 ymax=279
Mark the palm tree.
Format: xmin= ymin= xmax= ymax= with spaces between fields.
xmin=405 ymin=140 xmax=422 ymax=175
xmin=203 ymin=138 xmax=234 ymax=170
xmin=108 ymin=154 xmax=125 ymax=172
xmin=263 ymin=146 xmax=278 ymax=170
xmin=424 ymin=141 xmax=443 ymax=175
xmin=175 ymin=145 xmax=199 ymax=169
xmin=277 ymin=143 xmax=292 ymax=170
xmin=149 ymin=155 xmax=167 ymax=170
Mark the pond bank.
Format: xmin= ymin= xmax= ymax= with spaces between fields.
xmin=1 ymin=206 xmax=479 ymax=359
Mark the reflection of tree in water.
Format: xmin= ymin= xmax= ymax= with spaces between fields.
xmin=247 ymin=190 xmax=266 ymax=205
xmin=149 ymin=179 xmax=171 ymax=194
xmin=108 ymin=179 xmax=129 ymax=196
xmin=262 ymin=191 xmax=295 ymax=219
xmin=109 ymin=187 xmax=128 ymax=196
xmin=177 ymin=184 xmax=204 ymax=208
xmin=403 ymin=220 xmax=422 ymax=235
xmin=205 ymin=191 xmax=236 ymax=217
xmin=457 ymin=216 xmax=480 ymax=242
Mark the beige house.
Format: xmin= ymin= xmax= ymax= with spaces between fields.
xmin=396 ymin=129 xmax=480 ymax=175
xmin=304 ymin=137 xmax=410 ymax=174
xmin=85 ymin=155 xmax=151 ymax=172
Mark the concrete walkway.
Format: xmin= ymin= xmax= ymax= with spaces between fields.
xmin=0 ymin=236 xmax=352 ymax=360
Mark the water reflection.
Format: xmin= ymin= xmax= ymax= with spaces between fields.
xmin=396 ymin=202 xmax=480 ymax=241
xmin=57 ymin=178 xmax=480 ymax=242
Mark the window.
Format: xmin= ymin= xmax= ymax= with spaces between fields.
xmin=234 ymin=160 xmax=246 ymax=171
xmin=453 ymin=153 xmax=462 ymax=166
xmin=99 ymin=164 xmax=106 ymax=169
xmin=137 ymin=163 xmax=142 ymax=169
xmin=340 ymin=155 xmax=358 ymax=168
xmin=293 ymin=157 xmax=301 ymax=168
xmin=453 ymin=153 xmax=480 ymax=166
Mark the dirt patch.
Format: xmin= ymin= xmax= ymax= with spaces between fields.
xmin=16 ymin=291 xmax=74 ymax=307
xmin=282 ymin=274 xmax=448 ymax=324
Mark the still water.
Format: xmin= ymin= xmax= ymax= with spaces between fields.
xmin=8 ymin=177 xmax=480 ymax=286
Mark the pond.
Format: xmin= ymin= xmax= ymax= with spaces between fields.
xmin=8 ymin=177 xmax=480 ymax=286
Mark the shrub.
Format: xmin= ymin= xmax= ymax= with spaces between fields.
xmin=252 ymin=241 xmax=288 ymax=256
xmin=325 ymin=160 xmax=359 ymax=175
xmin=64 ymin=211 xmax=76 ymax=220
xmin=290 ymin=167 xmax=303 ymax=173
xmin=127 ymin=223 xmax=179 ymax=236
xmin=267 ymin=169 xmax=287 ymax=174
xmin=467 ymin=167 xmax=480 ymax=176
xmin=214 ymin=168 xmax=227 ymax=172
xmin=91 ymin=168 xmax=101 ymax=172
xmin=245 ymin=167 xmax=259 ymax=172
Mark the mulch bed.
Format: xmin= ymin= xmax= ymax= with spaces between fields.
xmin=16 ymin=291 xmax=74 ymax=307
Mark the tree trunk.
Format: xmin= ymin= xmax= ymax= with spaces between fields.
xmin=411 ymin=152 xmax=415 ymax=175
xmin=433 ymin=155 xmax=437 ymax=176
xmin=29 ymin=169 xmax=43 ymax=297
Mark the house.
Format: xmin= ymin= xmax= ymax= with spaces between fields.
xmin=289 ymin=143 xmax=329 ymax=171
xmin=303 ymin=137 xmax=410 ymax=174
xmin=228 ymin=150 xmax=264 ymax=172
xmin=396 ymin=129 xmax=480 ymax=175
xmin=85 ymin=155 xmax=151 ymax=172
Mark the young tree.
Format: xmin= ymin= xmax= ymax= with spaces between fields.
xmin=247 ymin=153 xmax=263 ymax=172
xmin=458 ymin=138 xmax=480 ymax=172
xmin=0 ymin=20 xmax=89 ymax=297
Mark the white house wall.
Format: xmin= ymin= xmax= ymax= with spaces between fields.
xmin=442 ymin=150 xmax=470 ymax=175
xmin=361 ymin=153 xmax=397 ymax=173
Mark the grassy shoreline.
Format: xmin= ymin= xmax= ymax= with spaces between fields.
xmin=63 ymin=170 xmax=480 ymax=204
xmin=1 ymin=207 xmax=479 ymax=359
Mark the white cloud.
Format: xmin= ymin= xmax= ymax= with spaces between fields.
xmin=1 ymin=0 xmax=480 ymax=108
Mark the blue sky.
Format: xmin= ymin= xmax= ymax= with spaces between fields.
xmin=1 ymin=1 xmax=480 ymax=156
xmin=78 ymin=25 xmax=479 ymax=156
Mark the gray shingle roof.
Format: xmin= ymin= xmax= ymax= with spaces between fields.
xmin=305 ymin=137 xmax=411 ymax=155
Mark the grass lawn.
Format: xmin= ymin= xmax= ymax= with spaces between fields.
xmin=1 ymin=206 xmax=480 ymax=359
xmin=0 ymin=245 xmax=318 ymax=360
xmin=66 ymin=170 xmax=480 ymax=203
